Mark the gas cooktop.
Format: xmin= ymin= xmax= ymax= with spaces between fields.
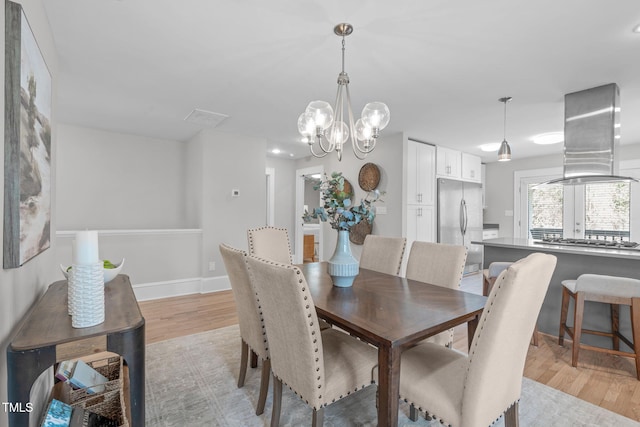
xmin=534 ymin=237 xmax=640 ymax=250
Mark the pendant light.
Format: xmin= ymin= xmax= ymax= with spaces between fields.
xmin=498 ymin=96 xmax=512 ymax=162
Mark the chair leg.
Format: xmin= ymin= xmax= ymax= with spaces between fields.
xmin=531 ymin=323 xmax=539 ymax=347
xmin=271 ymin=376 xmax=282 ymax=427
xmin=572 ymin=292 xmax=585 ymax=368
xmin=504 ymin=402 xmax=519 ymax=427
xmin=631 ymin=298 xmax=640 ymax=381
xmin=251 ymin=349 xmax=259 ymax=368
xmin=409 ymin=404 xmax=419 ymax=421
xmin=256 ymin=358 xmax=271 ymax=415
xmin=312 ymin=408 xmax=324 ymax=427
xmin=482 ymin=275 xmax=491 ymax=296
xmin=611 ymin=303 xmax=620 ymax=351
xmin=559 ymin=287 xmax=570 ymax=346
xmin=238 ymin=340 xmax=249 ymax=387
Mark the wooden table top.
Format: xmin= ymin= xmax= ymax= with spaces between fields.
xmin=10 ymin=275 xmax=144 ymax=351
xmin=299 ymin=262 xmax=487 ymax=348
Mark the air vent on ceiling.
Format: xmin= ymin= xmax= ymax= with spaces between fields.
xmin=184 ymin=108 xmax=229 ymax=128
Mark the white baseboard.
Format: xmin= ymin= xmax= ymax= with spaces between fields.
xmin=201 ymin=276 xmax=232 ymax=294
xmin=133 ymin=276 xmax=231 ymax=301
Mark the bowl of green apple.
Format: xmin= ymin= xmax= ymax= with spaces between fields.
xmin=60 ymin=259 xmax=125 ymax=284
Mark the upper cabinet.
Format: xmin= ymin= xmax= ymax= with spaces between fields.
xmin=436 ymin=146 xmax=461 ymax=179
xmin=407 ymin=141 xmax=435 ymax=205
xmin=461 ymin=152 xmax=481 ymax=183
xmin=436 ymin=146 xmax=481 ymax=183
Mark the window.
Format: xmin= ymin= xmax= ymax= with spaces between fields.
xmin=584 ymin=182 xmax=630 ymax=240
xmin=516 ymin=165 xmax=639 ymax=241
xmin=527 ymin=183 xmax=563 ymax=239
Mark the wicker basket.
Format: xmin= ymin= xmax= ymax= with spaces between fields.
xmin=69 ymin=356 xmax=129 ymax=427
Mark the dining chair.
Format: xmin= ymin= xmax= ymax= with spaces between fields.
xmin=484 ymin=261 xmax=540 ymax=346
xmin=219 ymin=244 xmax=270 ymax=416
xmin=246 ymin=255 xmax=378 ymax=427
xmin=247 ymin=226 xmax=293 ymax=264
xmin=398 ymin=252 xmax=557 ymax=427
xmin=359 ymin=235 xmax=406 ymax=276
xmin=248 ymin=226 xmax=332 ymax=330
xmin=405 ymin=241 xmax=467 ymax=347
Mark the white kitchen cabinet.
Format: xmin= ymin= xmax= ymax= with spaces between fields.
xmin=406 ymin=141 xmax=435 ymax=205
xmin=483 ymin=228 xmax=499 ymax=239
xmin=461 ymin=152 xmax=481 ymax=182
xmin=406 ymin=204 xmax=435 ymax=245
xmin=436 ymin=146 xmax=461 ymax=179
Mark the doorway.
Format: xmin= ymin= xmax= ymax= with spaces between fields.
xmin=295 ymin=166 xmax=324 ymax=264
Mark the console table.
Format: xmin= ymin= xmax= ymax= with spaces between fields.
xmin=7 ymin=275 xmax=145 ymax=427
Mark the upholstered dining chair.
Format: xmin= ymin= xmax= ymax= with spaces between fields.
xmin=246 ymin=256 xmax=378 ymax=427
xmin=397 ymin=253 xmax=557 ymax=427
xmin=405 ymin=241 xmax=467 ymax=347
xmin=247 ymin=226 xmax=293 ymax=264
xmin=359 ymin=235 xmax=407 ymax=276
xmin=219 ymin=244 xmax=270 ymax=415
xmin=247 ymin=226 xmax=332 ymax=331
xmin=484 ymin=261 xmax=540 ymax=346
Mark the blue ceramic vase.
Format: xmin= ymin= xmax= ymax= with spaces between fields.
xmin=327 ymin=230 xmax=359 ymax=287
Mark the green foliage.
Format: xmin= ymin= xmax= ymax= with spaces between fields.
xmin=303 ymin=172 xmax=382 ymax=231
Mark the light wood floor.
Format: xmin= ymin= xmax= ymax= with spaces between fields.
xmin=139 ymin=289 xmax=640 ymax=422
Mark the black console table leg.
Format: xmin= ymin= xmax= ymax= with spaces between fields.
xmin=7 ymin=346 xmax=56 ymax=427
xmin=108 ymin=321 xmax=145 ymax=427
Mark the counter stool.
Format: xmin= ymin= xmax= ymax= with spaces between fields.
xmin=558 ymin=274 xmax=640 ymax=380
xmin=483 ymin=261 xmax=539 ymax=346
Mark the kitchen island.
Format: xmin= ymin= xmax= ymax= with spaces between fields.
xmin=475 ymin=237 xmax=640 ymax=350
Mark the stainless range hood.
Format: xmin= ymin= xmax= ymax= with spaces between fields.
xmin=542 ymin=83 xmax=637 ymax=185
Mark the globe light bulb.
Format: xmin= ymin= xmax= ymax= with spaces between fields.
xmin=355 ymin=119 xmax=373 ymax=141
xmin=297 ymin=112 xmax=315 ymax=139
xmin=305 ymin=101 xmax=334 ymax=130
xmin=326 ymin=121 xmax=349 ymax=145
xmin=362 ymin=102 xmax=390 ymax=130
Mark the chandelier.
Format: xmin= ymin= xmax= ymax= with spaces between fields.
xmin=297 ymin=23 xmax=390 ymax=161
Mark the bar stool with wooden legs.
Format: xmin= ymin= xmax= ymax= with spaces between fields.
xmin=483 ymin=261 xmax=540 ymax=346
xmin=558 ymin=274 xmax=640 ymax=380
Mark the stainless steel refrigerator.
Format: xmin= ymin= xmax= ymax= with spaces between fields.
xmin=437 ymin=178 xmax=483 ymax=274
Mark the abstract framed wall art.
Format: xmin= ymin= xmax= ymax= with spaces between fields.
xmin=4 ymin=0 xmax=52 ymax=268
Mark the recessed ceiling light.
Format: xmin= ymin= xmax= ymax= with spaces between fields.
xmin=531 ymin=132 xmax=563 ymax=145
xmin=479 ymin=143 xmax=501 ymax=152
xmin=271 ymin=149 xmax=281 ymax=154
xmin=289 ymin=153 xmax=294 ymax=157
xmin=633 ymin=24 xmax=640 ymax=33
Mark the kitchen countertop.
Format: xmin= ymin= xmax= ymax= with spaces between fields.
xmin=473 ymin=237 xmax=640 ymax=260
xmin=480 ymin=237 xmax=640 ymax=343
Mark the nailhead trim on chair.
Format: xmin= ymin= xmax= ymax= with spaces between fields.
xmin=247 ymin=226 xmax=293 ymax=263
xmin=249 ymin=255 xmax=374 ymax=411
xmin=398 ymin=266 xmax=515 ymax=427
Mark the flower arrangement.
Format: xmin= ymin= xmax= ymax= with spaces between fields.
xmin=304 ymin=172 xmax=381 ymax=231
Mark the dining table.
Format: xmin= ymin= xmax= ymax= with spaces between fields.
xmin=299 ymin=262 xmax=487 ymax=427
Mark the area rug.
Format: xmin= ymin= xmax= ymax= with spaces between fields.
xmin=145 ymin=325 xmax=638 ymax=427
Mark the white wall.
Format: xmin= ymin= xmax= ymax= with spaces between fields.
xmin=187 ymin=129 xmax=267 ymax=282
xmin=1 ymin=0 xmax=58 ymax=425
xmin=484 ymin=143 xmax=640 ymax=237
xmin=265 ymin=156 xmax=297 ymax=241
xmin=56 ymin=124 xmax=188 ymax=229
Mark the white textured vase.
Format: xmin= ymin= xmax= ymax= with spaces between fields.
xmin=69 ymin=261 xmax=105 ymax=328
xmin=327 ymin=230 xmax=359 ymax=287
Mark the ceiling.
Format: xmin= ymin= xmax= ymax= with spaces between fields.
xmin=42 ymin=0 xmax=640 ymax=163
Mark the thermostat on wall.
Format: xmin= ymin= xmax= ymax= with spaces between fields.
xmin=231 ymin=189 xmax=240 ymax=197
